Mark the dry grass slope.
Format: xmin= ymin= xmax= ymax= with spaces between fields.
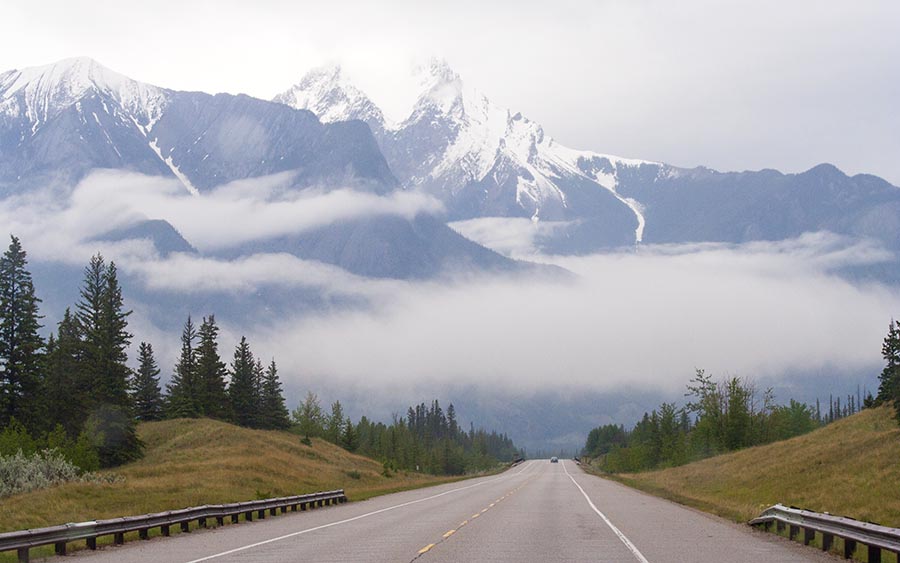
xmin=0 ymin=418 xmax=458 ymax=534
xmin=612 ymin=406 xmax=900 ymax=527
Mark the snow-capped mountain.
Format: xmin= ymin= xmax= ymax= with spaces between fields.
xmin=0 ymin=57 xmax=538 ymax=281
xmin=276 ymin=59 xmax=900 ymax=259
xmin=0 ymin=56 xmax=166 ymax=134
xmin=0 ymin=57 xmax=396 ymax=196
xmin=276 ymin=60 xmax=666 ymax=248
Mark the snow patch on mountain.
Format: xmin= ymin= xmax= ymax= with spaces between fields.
xmin=148 ymin=138 xmax=199 ymax=196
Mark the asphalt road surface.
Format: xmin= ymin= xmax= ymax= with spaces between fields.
xmin=60 ymin=460 xmax=837 ymax=562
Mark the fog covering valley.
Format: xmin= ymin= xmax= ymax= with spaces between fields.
xmin=6 ymin=169 xmax=898 ymax=452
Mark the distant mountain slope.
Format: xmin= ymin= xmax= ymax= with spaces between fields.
xmin=278 ymin=60 xmax=900 ymax=258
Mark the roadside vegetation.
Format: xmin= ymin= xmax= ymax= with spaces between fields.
xmin=0 ymin=234 xmax=520 ymax=506
xmin=583 ymin=317 xmax=900 ymax=473
xmin=604 ymin=405 xmax=900 ymax=527
xmin=0 ymin=418 xmax=482 ymax=562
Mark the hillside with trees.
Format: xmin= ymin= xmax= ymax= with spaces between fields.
xmin=584 ymin=320 xmax=899 ymax=473
xmin=0 ymin=235 xmax=520 ymax=499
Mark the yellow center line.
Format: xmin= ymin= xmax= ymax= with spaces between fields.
xmin=459 ymin=520 xmax=468 ymax=527
xmin=443 ymin=530 xmax=455 ymax=538
xmin=418 ymin=543 xmax=435 ymax=555
xmin=481 ymin=508 xmax=489 ymax=513
xmin=471 ymin=513 xmax=480 ymax=519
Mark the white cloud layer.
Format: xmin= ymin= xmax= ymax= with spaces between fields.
xmin=0 ymin=170 xmax=443 ymax=263
xmin=2 ymin=170 xmax=897 ymax=399
xmin=235 ymin=236 xmax=900 ymax=396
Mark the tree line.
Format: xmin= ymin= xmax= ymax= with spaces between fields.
xmin=0 ymin=235 xmax=290 ymax=469
xmin=291 ymin=395 xmax=521 ymax=475
xmin=0 ymin=235 xmax=519 ymax=477
xmin=584 ymin=320 xmax=900 ymax=472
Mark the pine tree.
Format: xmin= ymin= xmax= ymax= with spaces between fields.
xmin=341 ymin=416 xmax=357 ymax=451
xmin=326 ymin=400 xmax=345 ymax=443
xmin=292 ymin=391 xmax=323 ymax=439
xmin=195 ymin=315 xmax=229 ymax=419
xmin=166 ymin=316 xmax=199 ymax=418
xmin=228 ymin=337 xmax=257 ymax=427
xmin=75 ymin=255 xmax=141 ymax=466
xmin=131 ymin=342 xmax=164 ymax=421
xmin=253 ymin=358 xmax=265 ymax=423
xmin=877 ymin=320 xmax=900 ymax=420
xmin=0 ymin=235 xmax=45 ymax=433
xmin=259 ymin=359 xmax=290 ymax=429
xmin=44 ymin=309 xmax=85 ymax=435
xmin=76 ymin=256 xmax=132 ymax=408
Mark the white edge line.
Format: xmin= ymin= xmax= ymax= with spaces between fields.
xmin=562 ymin=460 xmax=650 ymax=563
xmin=185 ymin=460 xmax=535 ymax=563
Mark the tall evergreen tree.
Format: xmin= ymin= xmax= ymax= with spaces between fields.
xmin=0 ymin=235 xmax=44 ymax=432
xmin=228 ymin=337 xmax=257 ymax=427
xmin=326 ymin=400 xmax=345 ymax=443
xmin=131 ymin=342 xmax=164 ymax=421
xmin=76 ymin=255 xmax=132 ymax=408
xmin=75 ymin=254 xmax=141 ymax=466
xmin=166 ymin=316 xmax=199 ymax=418
xmin=259 ymin=359 xmax=290 ymax=429
xmin=195 ymin=315 xmax=229 ymax=419
xmin=341 ymin=416 xmax=357 ymax=451
xmin=876 ymin=319 xmax=900 ymax=422
xmin=45 ymin=309 xmax=86 ymax=435
xmin=253 ymin=358 xmax=265 ymax=422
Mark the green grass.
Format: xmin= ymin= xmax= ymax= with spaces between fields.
xmin=590 ymin=406 xmax=900 ymax=561
xmin=0 ymin=418 xmax=466 ymax=562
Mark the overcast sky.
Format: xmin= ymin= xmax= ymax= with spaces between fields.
xmin=2 ymin=0 xmax=898 ymax=183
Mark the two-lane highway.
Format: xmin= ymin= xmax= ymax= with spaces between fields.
xmin=64 ymin=460 xmax=836 ymax=562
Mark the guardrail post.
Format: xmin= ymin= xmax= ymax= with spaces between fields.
xmin=161 ymin=524 xmax=170 ymax=537
xmin=139 ymin=528 xmax=149 ymax=540
xmin=114 ymin=532 xmax=124 ymax=545
xmin=16 ymin=547 xmax=28 ymax=563
xmin=180 ymin=521 xmax=190 ymax=533
xmin=803 ymin=528 xmax=815 ymax=546
xmin=822 ymin=533 xmax=833 ymax=552
xmin=868 ymin=545 xmax=882 ymax=563
xmin=87 ymin=537 xmax=97 ymax=550
xmin=217 ymin=516 xmax=225 ymax=526
xmin=291 ymin=504 xmax=297 ymax=512
xmin=789 ymin=525 xmax=799 ymax=541
xmin=198 ymin=517 xmax=207 ymax=528
xmin=300 ymin=502 xmax=307 ymax=511
xmin=257 ymin=509 xmax=266 ymax=519
xmin=245 ymin=510 xmax=253 ymax=521
xmin=54 ymin=541 xmax=67 ymax=555
xmin=269 ymin=507 xmax=277 ymax=516
xmin=844 ymin=539 xmax=856 ymax=559
xmin=776 ymin=521 xmax=785 ymax=533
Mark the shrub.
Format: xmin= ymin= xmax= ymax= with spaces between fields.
xmin=0 ymin=449 xmax=122 ymax=498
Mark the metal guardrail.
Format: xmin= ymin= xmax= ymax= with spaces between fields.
xmin=0 ymin=489 xmax=346 ymax=562
xmin=750 ymin=504 xmax=900 ymax=562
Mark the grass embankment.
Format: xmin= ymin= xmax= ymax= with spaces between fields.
xmin=602 ymin=406 xmax=900 ymax=528
xmin=0 ymin=418 xmax=464 ymax=561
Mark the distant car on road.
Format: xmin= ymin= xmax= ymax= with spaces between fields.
xmin=550 ymin=456 xmax=559 ymax=463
